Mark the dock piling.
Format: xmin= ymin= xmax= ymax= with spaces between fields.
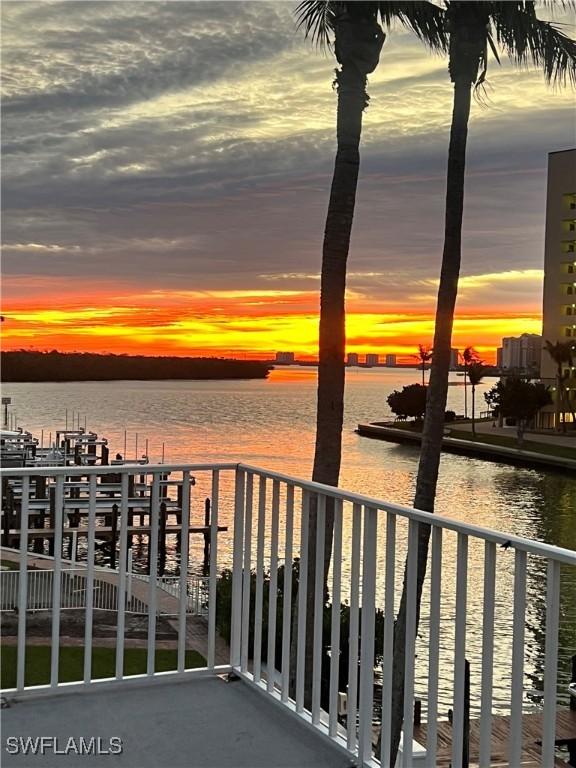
xmin=110 ymin=503 xmax=118 ymax=569
xmin=571 ymin=655 xmax=576 ymax=711
xmin=159 ymin=501 xmax=167 ymax=576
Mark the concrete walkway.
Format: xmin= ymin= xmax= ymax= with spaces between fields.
xmin=452 ymin=419 xmax=576 ymax=449
xmin=357 ymin=423 xmax=576 ymax=472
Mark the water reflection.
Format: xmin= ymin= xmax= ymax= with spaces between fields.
xmin=4 ymin=368 xmax=575 ymax=712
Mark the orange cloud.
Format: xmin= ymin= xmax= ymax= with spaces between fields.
xmin=1 ymin=285 xmax=542 ymax=364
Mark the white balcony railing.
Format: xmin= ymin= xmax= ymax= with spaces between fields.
xmin=1 ymin=462 xmax=575 ymax=768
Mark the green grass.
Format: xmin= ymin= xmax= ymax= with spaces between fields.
xmin=379 ymin=418 xmax=491 ymax=432
xmin=0 ymin=646 xmax=206 ymax=688
xmin=373 ymin=422 xmax=575 ymax=461
xmin=1 ymin=560 xmax=20 ymax=571
xmin=449 ymin=430 xmax=576 ymax=461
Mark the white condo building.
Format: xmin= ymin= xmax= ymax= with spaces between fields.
xmin=540 ymin=148 xmax=576 ymax=425
xmin=500 ymin=334 xmax=542 ymax=374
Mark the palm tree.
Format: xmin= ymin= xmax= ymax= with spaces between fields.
xmin=389 ymin=6 xmax=576 ymax=764
xmin=413 ymin=343 xmax=433 ymax=386
xmin=461 ymin=345 xmax=479 ymax=418
xmin=467 ymin=361 xmax=485 ymax=437
xmin=544 ymin=339 xmax=575 ymax=432
xmin=295 ymin=0 xmax=446 ymax=702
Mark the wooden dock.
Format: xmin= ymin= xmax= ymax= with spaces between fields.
xmin=5 ymin=524 xmax=227 ymax=539
xmin=413 ymin=709 xmax=576 ymax=767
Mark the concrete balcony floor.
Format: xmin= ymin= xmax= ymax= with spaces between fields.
xmin=3 ymin=676 xmax=355 ymax=768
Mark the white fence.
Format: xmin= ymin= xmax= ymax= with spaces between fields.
xmin=131 ymin=573 xmax=209 ymax=616
xmin=0 ymin=568 xmax=148 ymax=614
xmin=1 ymin=462 xmax=575 ymax=768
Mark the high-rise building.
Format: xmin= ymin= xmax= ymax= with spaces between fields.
xmin=365 ymin=354 xmax=379 ymax=367
xmin=501 ymin=334 xmax=541 ymax=373
xmin=385 ymin=354 xmax=396 ymax=367
xmin=347 ymin=353 xmax=359 ymax=366
xmin=542 ymin=149 xmax=576 ymax=376
xmin=450 ymin=348 xmax=459 ymax=370
xmin=540 ymin=148 xmax=576 ymax=426
xmin=496 ymin=347 xmax=503 ymax=369
xmin=275 ymin=352 xmax=295 ymax=364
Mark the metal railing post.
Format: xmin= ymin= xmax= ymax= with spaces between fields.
xmin=230 ymin=467 xmax=245 ymax=668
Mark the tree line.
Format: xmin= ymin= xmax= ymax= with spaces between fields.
xmin=1 ymin=351 xmax=272 ymax=382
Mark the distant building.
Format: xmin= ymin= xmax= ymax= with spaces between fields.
xmin=542 ymin=148 xmax=576 ymax=376
xmin=540 ymin=148 xmax=576 ymax=427
xmin=365 ymin=354 xmax=380 ymax=367
xmin=496 ymin=347 xmax=503 ymax=368
xmin=346 ymin=353 xmax=359 ymax=366
xmin=450 ymin=348 xmax=459 ymax=370
xmin=275 ymin=352 xmax=295 ymax=364
xmin=385 ymin=354 xmax=396 ymax=367
xmin=501 ymin=334 xmax=542 ymax=374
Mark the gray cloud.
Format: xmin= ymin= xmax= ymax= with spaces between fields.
xmin=2 ymin=0 xmax=575 ymax=311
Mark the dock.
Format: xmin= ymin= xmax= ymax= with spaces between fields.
xmin=413 ymin=709 xmax=576 ymax=767
xmin=1 ymin=424 xmax=227 ymax=574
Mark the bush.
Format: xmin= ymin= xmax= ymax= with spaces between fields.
xmin=444 ymin=410 xmax=456 ymax=422
xmin=215 ymin=563 xmax=384 ymax=710
xmin=387 ymin=384 xmax=427 ymax=421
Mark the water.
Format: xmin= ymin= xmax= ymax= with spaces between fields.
xmin=4 ymin=367 xmax=576 ymax=714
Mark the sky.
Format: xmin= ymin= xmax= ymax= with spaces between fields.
xmin=2 ymin=1 xmax=575 ymax=362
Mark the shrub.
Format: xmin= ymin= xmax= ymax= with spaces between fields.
xmin=387 ymin=384 xmax=427 ymax=421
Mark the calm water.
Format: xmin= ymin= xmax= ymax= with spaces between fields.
xmin=4 ymin=367 xmax=576 ymax=714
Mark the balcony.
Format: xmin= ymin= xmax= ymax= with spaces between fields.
xmin=1 ymin=463 xmax=575 ymax=767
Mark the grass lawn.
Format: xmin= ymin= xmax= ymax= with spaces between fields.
xmin=378 ymin=418 xmax=491 ymax=432
xmin=0 ymin=645 xmax=206 ymax=688
xmin=371 ymin=422 xmax=575 ymax=461
xmin=449 ymin=430 xmax=576 ymax=461
xmin=1 ymin=559 xmax=20 ymax=571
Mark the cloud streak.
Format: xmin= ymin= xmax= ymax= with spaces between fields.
xmin=2 ymin=1 xmax=575 ymax=356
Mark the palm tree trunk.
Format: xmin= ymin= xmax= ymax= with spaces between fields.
xmin=388 ymin=75 xmax=472 ymax=767
xmin=560 ymin=375 xmax=568 ymax=434
xmin=300 ymin=57 xmax=370 ymax=705
xmin=471 ymin=382 xmax=476 ymax=436
xmin=556 ymin=366 xmax=562 ymax=432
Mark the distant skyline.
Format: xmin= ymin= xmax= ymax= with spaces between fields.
xmin=2 ymin=2 xmax=575 ymax=362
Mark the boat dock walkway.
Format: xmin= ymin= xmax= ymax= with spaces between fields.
xmin=1 ymin=548 xmax=180 ymax=615
xmin=1 ymin=547 xmax=230 ymax=664
xmin=413 ymin=708 xmax=576 ymax=767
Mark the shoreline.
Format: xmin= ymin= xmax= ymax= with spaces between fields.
xmin=357 ymin=422 xmax=576 ymax=474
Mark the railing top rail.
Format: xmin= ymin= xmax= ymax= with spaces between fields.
xmin=1 ymin=460 xmax=574 ymax=566
xmin=238 ymin=464 xmax=576 ymax=567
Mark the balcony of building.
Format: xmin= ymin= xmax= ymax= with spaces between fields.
xmin=1 ymin=463 xmax=575 ymax=767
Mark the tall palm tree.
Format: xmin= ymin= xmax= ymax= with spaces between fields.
xmin=461 ymin=344 xmax=479 ymax=418
xmin=467 ymin=360 xmax=485 ymax=436
xmin=413 ymin=343 xmax=433 ymax=386
xmin=295 ymin=0 xmax=446 ymax=701
xmin=544 ymin=339 xmax=574 ymax=431
xmin=389 ymin=6 xmax=576 ymax=764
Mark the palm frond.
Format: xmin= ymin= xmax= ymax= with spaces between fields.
xmin=467 ymin=362 xmax=486 ymax=385
xmin=295 ymin=1 xmax=448 ymax=52
xmin=491 ymin=2 xmax=576 ymax=86
xmin=378 ymin=2 xmax=448 ymax=52
xmin=294 ymin=0 xmax=340 ymax=49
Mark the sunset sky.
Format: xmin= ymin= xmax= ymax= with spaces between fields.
xmin=2 ymin=1 xmax=575 ymax=362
